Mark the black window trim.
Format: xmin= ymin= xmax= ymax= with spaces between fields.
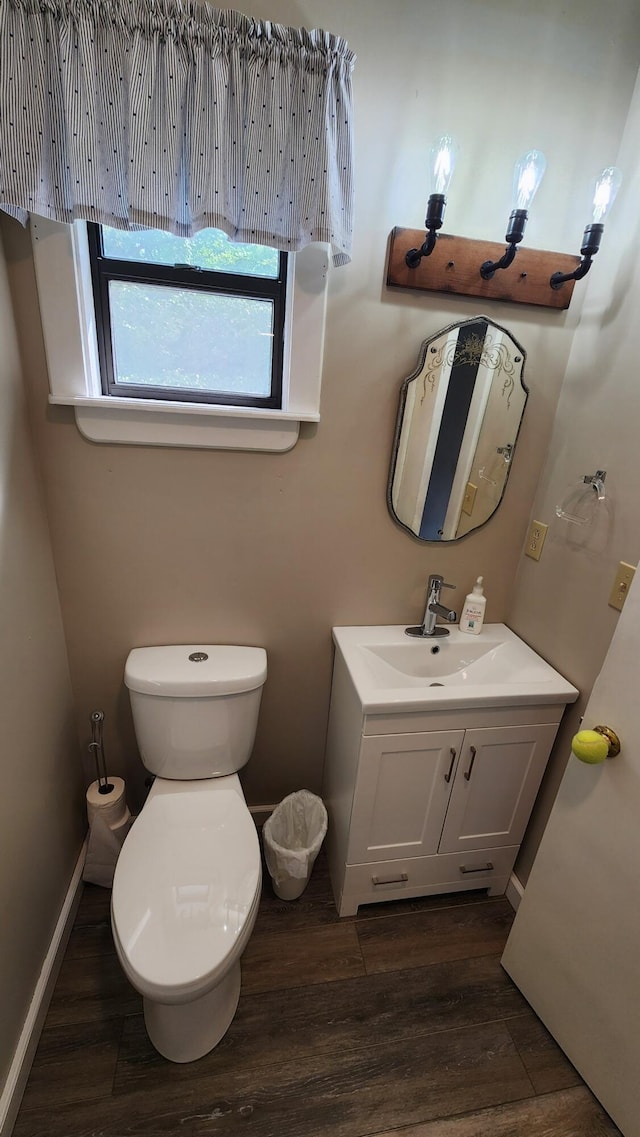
xmin=87 ymin=223 xmax=287 ymax=410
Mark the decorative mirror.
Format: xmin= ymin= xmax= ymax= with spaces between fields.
xmin=388 ymin=316 xmax=528 ymax=541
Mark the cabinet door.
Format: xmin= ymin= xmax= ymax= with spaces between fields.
xmin=438 ymin=723 xmax=559 ymax=855
xmin=347 ymin=731 xmax=464 ymax=864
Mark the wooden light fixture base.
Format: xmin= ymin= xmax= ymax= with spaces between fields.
xmin=387 ymin=228 xmax=581 ymax=310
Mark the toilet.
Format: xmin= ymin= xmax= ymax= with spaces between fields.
xmin=111 ymin=644 xmax=267 ymax=1063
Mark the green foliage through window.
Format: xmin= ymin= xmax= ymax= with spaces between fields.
xmin=102 ymin=227 xmax=280 ymax=278
xmin=109 ymin=282 xmax=273 ymax=396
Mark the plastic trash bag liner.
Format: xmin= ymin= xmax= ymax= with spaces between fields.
xmin=263 ymin=790 xmax=328 ymax=900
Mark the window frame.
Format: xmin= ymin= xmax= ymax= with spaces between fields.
xmin=31 ymin=216 xmax=328 ymax=452
xmin=86 ymin=222 xmax=287 ymax=410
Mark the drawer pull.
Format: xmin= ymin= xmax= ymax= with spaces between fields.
xmin=463 ymin=745 xmax=477 ymax=781
xmin=372 ymin=872 xmax=409 ymax=886
xmin=459 ymin=862 xmax=494 ymax=874
xmin=444 ymin=748 xmax=457 ymax=783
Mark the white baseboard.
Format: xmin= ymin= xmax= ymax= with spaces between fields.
xmin=0 ymin=839 xmax=87 ymax=1137
xmin=506 ymin=871 xmax=525 ymax=912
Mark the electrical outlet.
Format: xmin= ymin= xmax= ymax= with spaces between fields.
xmin=608 ymin=561 xmax=636 ymax=612
xmin=525 ymin=519 xmax=548 ymax=561
xmin=462 ymin=481 xmax=477 ymax=516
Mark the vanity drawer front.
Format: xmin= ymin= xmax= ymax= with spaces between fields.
xmin=363 ymin=705 xmax=565 ymax=735
xmin=341 ymin=846 xmax=519 ymax=914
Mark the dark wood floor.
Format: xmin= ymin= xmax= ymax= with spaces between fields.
xmin=13 ymin=848 xmax=620 ymax=1137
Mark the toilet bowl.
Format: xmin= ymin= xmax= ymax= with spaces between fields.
xmin=111 ymin=644 xmax=267 ymax=1063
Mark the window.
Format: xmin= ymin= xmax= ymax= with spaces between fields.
xmin=87 ymin=225 xmax=287 ymax=410
xmin=31 ymin=217 xmax=329 ymax=452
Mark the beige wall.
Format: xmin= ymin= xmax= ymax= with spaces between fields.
xmin=0 ymin=234 xmax=84 ymax=1090
xmin=510 ymin=63 xmax=640 ymax=882
xmin=4 ymin=0 xmax=640 ymax=809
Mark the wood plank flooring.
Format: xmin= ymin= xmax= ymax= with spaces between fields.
xmin=12 ymin=847 xmax=620 ymax=1137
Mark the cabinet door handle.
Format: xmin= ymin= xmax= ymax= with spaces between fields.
xmin=444 ymin=748 xmax=457 ymax=783
xmin=372 ymin=872 xmax=409 ymax=886
xmin=463 ymin=746 xmax=477 ymax=781
xmin=459 ymin=862 xmax=494 ymax=874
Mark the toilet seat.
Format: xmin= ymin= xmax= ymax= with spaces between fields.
xmin=111 ymin=778 xmax=261 ymax=1004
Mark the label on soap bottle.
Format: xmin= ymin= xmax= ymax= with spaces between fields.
xmin=464 ymin=604 xmax=484 ymax=624
xmin=460 ymin=600 xmax=485 ymax=634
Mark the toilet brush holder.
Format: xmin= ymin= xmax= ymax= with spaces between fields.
xmin=84 ymin=710 xmax=132 ymax=887
xmin=88 ymin=710 xmax=114 ymax=795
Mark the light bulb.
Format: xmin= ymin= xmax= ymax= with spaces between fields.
xmin=590 ymin=166 xmax=622 ymax=224
xmin=511 ymin=150 xmax=547 ymax=211
xmin=427 ymin=135 xmax=459 ymax=197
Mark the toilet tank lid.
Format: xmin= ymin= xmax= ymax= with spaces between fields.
xmin=125 ymin=646 xmax=267 ymax=697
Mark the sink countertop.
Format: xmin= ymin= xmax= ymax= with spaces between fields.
xmin=332 ymin=624 xmax=579 ymax=714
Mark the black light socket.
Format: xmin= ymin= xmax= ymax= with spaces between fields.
xmin=580 ymin=222 xmax=604 ymax=258
xmin=405 ymin=193 xmax=447 ymax=268
xmin=550 ymin=222 xmax=605 ymax=289
xmin=425 ymin=193 xmax=446 ymax=232
xmin=505 ymin=208 xmax=528 ymax=246
xmin=480 ymin=209 xmax=530 ymax=279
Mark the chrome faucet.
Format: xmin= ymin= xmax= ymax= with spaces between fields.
xmin=406 ymin=574 xmax=457 ymax=638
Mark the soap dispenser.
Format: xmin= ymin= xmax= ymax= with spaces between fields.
xmin=459 ymin=577 xmax=486 ymax=635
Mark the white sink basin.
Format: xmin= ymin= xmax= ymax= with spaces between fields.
xmin=363 ymin=639 xmax=501 ymax=680
xmin=333 ymin=624 xmax=579 ymax=712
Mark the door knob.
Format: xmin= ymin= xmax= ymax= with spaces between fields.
xmin=571 ymin=725 xmax=621 ymax=764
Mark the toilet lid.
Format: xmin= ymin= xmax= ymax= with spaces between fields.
xmin=112 ymin=785 xmax=261 ymax=998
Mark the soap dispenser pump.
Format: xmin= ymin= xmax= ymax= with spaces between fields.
xmin=459 ymin=577 xmax=486 ymax=635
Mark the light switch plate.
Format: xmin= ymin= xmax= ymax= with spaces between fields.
xmin=608 ymin=561 xmax=636 ymax=611
xmin=462 ymin=481 xmax=478 ymax=516
xmin=525 ymin=519 xmax=548 ymax=561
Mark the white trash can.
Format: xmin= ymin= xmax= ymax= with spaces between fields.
xmin=263 ymin=790 xmax=328 ymax=900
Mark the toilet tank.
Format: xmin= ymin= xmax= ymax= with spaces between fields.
xmin=124 ymin=645 xmax=267 ymax=780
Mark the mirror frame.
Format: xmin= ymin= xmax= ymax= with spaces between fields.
xmin=387 ymin=315 xmax=529 ymax=542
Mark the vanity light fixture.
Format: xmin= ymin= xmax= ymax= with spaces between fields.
xmin=405 ymin=135 xmax=459 ymax=268
xmin=387 ymin=147 xmax=615 ymax=310
xmin=480 ymin=150 xmax=547 ymax=279
xmin=550 ymin=167 xmax=622 ymax=289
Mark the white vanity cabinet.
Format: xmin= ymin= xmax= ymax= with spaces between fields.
xmin=322 ymin=647 xmax=570 ymax=917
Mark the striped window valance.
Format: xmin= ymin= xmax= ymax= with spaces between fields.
xmin=0 ymin=0 xmax=355 ymax=265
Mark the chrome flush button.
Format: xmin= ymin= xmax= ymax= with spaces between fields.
xmin=188 ymin=651 xmax=209 ymax=662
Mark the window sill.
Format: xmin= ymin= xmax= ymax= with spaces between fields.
xmin=49 ymin=395 xmax=319 ymax=451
